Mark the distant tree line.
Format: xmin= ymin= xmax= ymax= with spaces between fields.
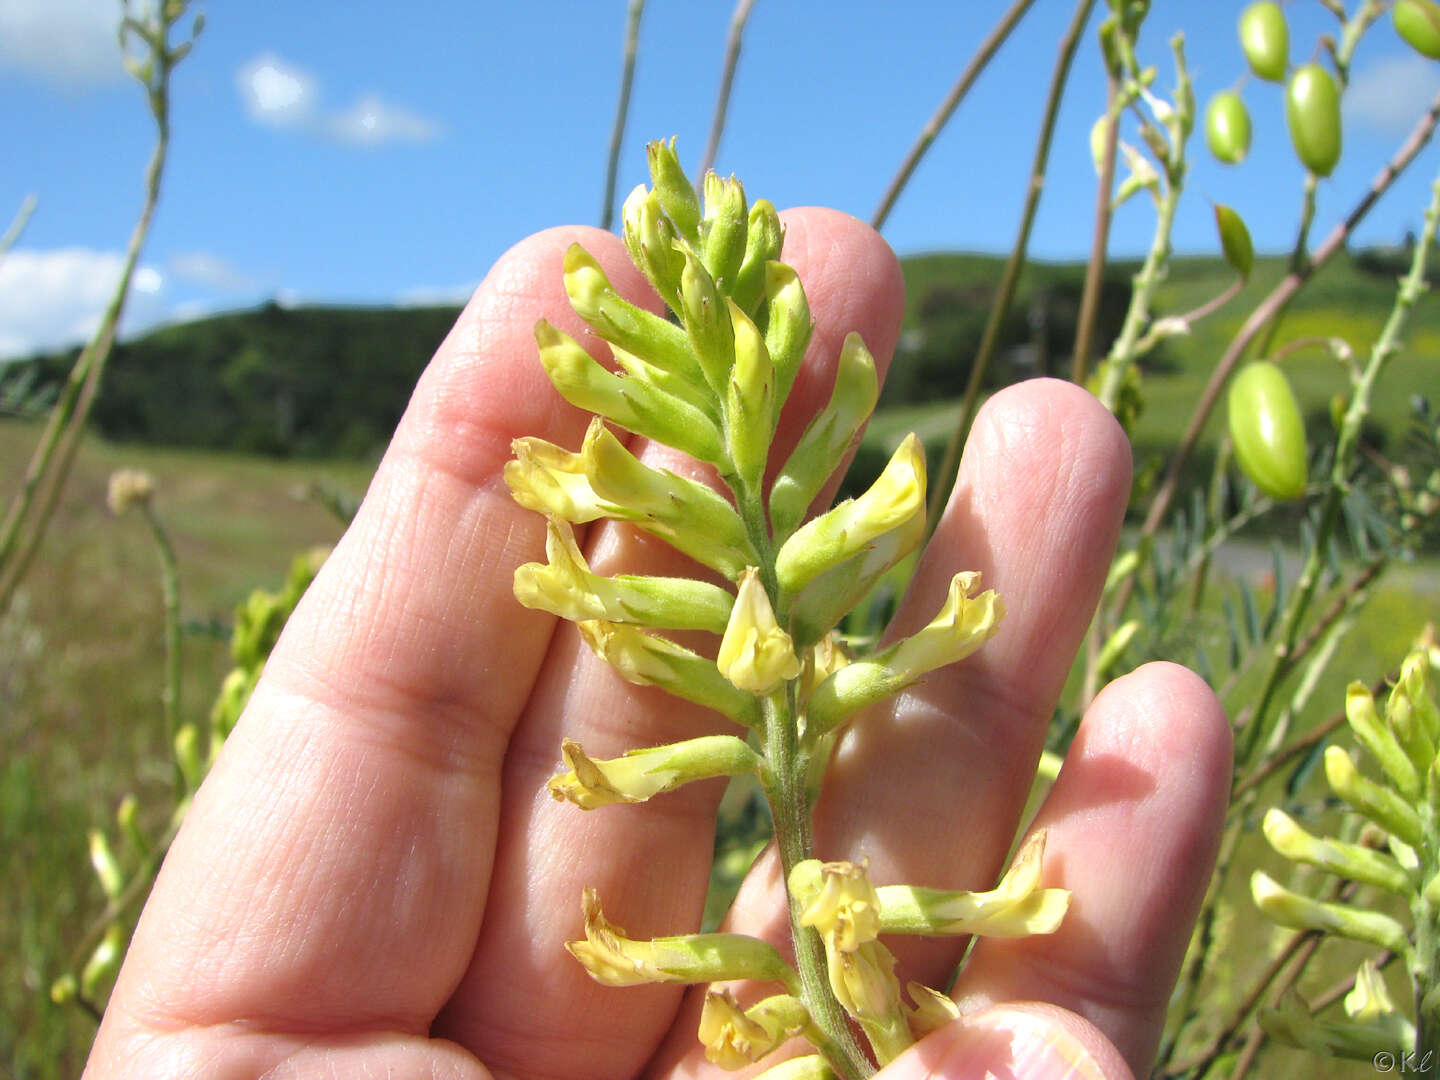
xmin=0 ymin=254 xmax=1141 ymax=460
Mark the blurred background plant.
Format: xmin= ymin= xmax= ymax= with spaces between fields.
xmin=4 ymin=1 xmax=1440 ymax=1076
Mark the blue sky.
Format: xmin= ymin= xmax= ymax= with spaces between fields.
xmin=2 ymin=0 xmax=1438 ymax=359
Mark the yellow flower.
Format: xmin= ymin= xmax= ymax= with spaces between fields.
xmin=504 ymin=436 xmax=607 ymax=522
xmin=717 ymin=568 xmax=801 ymax=695
xmin=698 ymin=989 xmax=809 ymax=1070
xmin=567 ymin=888 xmax=799 ymax=989
xmin=775 ymin=433 xmax=926 ymax=594
xmin=876 ymin=830 xmax=1069 ymax=939
xmin=546 ymin=735 xmax=761 ymax=810
xmin=903 ymin=981 xmax=960 ymax=1037
xmin=794 ymin=859 xmax=881 ymax=953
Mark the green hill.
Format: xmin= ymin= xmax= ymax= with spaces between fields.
xmin=3 ymin=245 xmax=1435 ymax=464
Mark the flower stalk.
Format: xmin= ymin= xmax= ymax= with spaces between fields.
xmin=509 ymin=141 xmax=1062 ymax=1077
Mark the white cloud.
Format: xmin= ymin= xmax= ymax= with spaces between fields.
xmin=0 ymin=248 xmax=166 ymax=359
xmin=0 ymin=0 xmax=127 ymax=87
xmin=1346 ymin=54 xmax=1440 ymax=136
xmin=325 ymin=94 xmax=443 ymax=145
xmin=395 ymin=281 xmax=479 ymax=307
xmin=236 ymin=53 xmax=317 ymax=128
xmin=168 ymin=251 xmax=257 ymax=293
xmin=235 ymin=52 xmax=442 ymax=146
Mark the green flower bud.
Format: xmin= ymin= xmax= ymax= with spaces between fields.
xmin=776 ymin=434 xmax=926 ymax=594
xmin=547 ymin=734 xmax=761 ymax=809
xmin=1213 ymin=203 xmax=1255 ymax=280
xmin=81 ymin=924 xmax=126 ymax=999
xmin=1251 ymin=870 xmax=1410 ymax=952
xmin=1239 ymin=1 xmax=1288 ymax=82
xmin=1400 ymin=648 xmax=1440 ymax=743
xmin=577 ymin=619 xmax=762 ymax=728
xmin=568 ymin=887 xmax=798 ymax=989
xmin=1260 ymin=987 xmax=1412 ymax=1061
xmin=732 ymin=199 xmax=785 ymax=316
xmin=726 ymin=299 xmax=775 ymax=489
xmin=763 ymin=262 xmax=814 ymax=424
xmin=1346 ymin=681 xmax=1420 ymax=799
xmin=1386 ymin=684 xmax=1435 ymax=780
xmin=1261 ymin=808 xmax=1412 ymax=895
xmin=580 ymin=420 xmax=761 ymax=579
xmin=88 ymin=829 xmax=124 ymax=901
xmin=751 ymin=1056 xmax=838 ymax=1080
xmin=1205 ymin=91 xmax=1252 ymax=165
xmin=561 ymin=243 xmax=708 ymax=396
xmin=1286 ymin=63 xmax=1342 ymax=178
xmin=1324 ymin=746 xmax=1424 ymax=848
xmin=514 ymin=518 xmax=734 ymax=632
xmin=645 ymin=138 xmax=701 ymax=243
xmin=1395 ymin=0 xmax=1440 ymax=60
xmin=770 ymin=333 xmax=879 ymax=540
xmin=622 ymin=185 xmax=686 ymax=311
xmin=787 ymin=505 xmax=925 ymax=649
xmin=174 ymin=722 xmax=205 ymax=792
xmin=535 ymin=319 xmax=725 ymax=466
xmin=701 ymin=172 xmax=748 ymax=289
xmin=677 ymin=245 xmax=736 ymax=396
xmin=1228 ymin=361 xmax=1308 ymax=501
xmin=875 ymin=831 xmax=1069 ymax=939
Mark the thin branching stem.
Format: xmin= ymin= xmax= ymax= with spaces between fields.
xmin=0 ymin=8 xmax=189 ymax=616
xmin=870 ymin=0 xmax=1038 ymax=231
xmin=1072 ymin=73 xmax=1119 ymax=384
xmin=600 ymin=0 xmax=646 ymax=231
xmin=698 ymin=0 xmax=757 ymax=181
xmin=1116 ymin=85 xmax=1440 ymax=620
xmin=1237 ymin=170 xmax=1440 ymax=763
xmin=924 ymin=0 xmax=1096 ymax=535
xmin=0 ymin=193 xmax=36 ymax=257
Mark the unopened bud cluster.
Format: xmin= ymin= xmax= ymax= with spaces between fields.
xmin=508 ymin=139 xmax=1056 ymax=1077
xmin=1253 ymin=635 xmax=1440 ymax=1062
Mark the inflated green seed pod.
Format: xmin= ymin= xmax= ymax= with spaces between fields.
xmin=1213 ymin=203 xmax=1255 ymax=279
xmin=1228 ymin=361 xmax=1308 ymax=500
xmin=1286 ymin=64 xmax=1342 ymax=177
xmin=1240 ymin=1 xmax=1289 ymax=82
xmin=1395 ymin=0 xmax=1440 ymax=60
xmin=1206 ymin=91 xmax=1252 ymax=165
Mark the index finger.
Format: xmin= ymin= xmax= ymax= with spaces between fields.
xmin=89 ymin=224 xmax=656 ymax=1061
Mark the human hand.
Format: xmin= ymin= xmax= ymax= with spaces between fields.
xmin=83 ymin=211 xmax=1230 ymax=1079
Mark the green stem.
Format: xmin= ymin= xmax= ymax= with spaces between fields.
xmin=1237 ymin=170 xmax=1440 ymax=764
xmin=925 ymin=0 xmax=1096 ymax=536
xmin=732 ymin=475 xmax=873 ymax=1078
xmin=599 ymin=0 xmax=646 ymax=231
xmin=698 ymin=0 xmax=758 ymax=181
xmin=142 ymin=503 xmax=183 ymax=791
xmin=0 ymin=12 xmax=184 ymax=616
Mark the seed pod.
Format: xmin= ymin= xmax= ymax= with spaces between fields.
xmin=1285 ymin=64 xmax=1342 ymax=177
xmin=1395 ymin=0 xmax=1440 ymax=59
xmin=1228 ymin=361 xmax=1308 ymax=500
xmin=1213 ymin=203 xmax=1254 ymax=279
xmin=1205 ymin=91 xmax=1252 ymax=164
xmin=1239 ymin=1 xmax=1289 ymax=82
